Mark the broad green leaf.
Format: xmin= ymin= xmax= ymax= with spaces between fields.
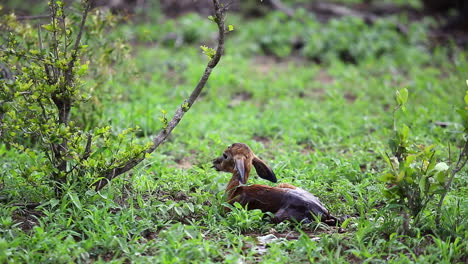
xmin=396 ymin=88 xmax=408 ymax=106
xmin=435 ymin=171 xmax=448 ymax=184
xmin=400 ymin=88 xmax=408 ymax=104
xmin=404 ymin=154 xmax=418 ymax=167
xmin=434 ymin=162 xmax=449 ymax=172
xmin=234 ymin=202 xmax=243 ymax=209
xmin=185 ymin=202 xmax=194 ymax=213
xmin=90 ymin=147 xmax=108 ymax=158
xmin=396 ymin=171 xmax=405 ymax=182
xmin=68 ymin=192 xmax=82 ymax=210
xmin=419 ymin=175 xmax=427 ymax=194
xmin=378 ymin=172 xmax=395 ymax=182
xmin=401 ymin=124 xmax=410 ymax=140
xmin=174 ymin=206 xmax=182 ymax=216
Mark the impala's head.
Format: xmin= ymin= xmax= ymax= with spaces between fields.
xmin=212 ymin=143 xmax=277 ymax=184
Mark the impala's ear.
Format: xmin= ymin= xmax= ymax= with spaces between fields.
xmin=252 ymin=156 xmax=277 ymax=183
xmin=234 ymin=156 xmax=246 ymax=184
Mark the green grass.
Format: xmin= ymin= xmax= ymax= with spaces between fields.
xmin=1 ymin=8 xmax=467 ymax=264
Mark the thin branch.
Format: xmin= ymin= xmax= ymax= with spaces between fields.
xmin=10 ymin=202 xmax=42 ymax=209
xmin=16 ymin=15 xmax=50 ymax=21
xmin=269 ymin=0 xmax=296 ymax=18
xmin=0 ymin=112 xmax=3 ymax=138
xmin=65 ymin=0 xmax=93 ymax=87
xmin=93 ymin=0 xmax=227 ymax=191
xmin=49 ymin=2 xmax=60 ymax=81
xmin=65 ymin=134 xmax=93 ymax=175
xmin=60 ymin=4 xmax=68 ymax=58
xmin=311 ymin=2 xmax=408 ymax=34
xmin=269 ymin=1 xmax=408 ymax=34
xmin=436 ymin=140 xmax=468 ymax=224
xmin=38 ymin=24 xmax=53 ymax=84
xmin=83 ymin=134 xmax=92 ymax=160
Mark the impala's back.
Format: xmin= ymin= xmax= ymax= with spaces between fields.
xmin=276 ymin=187 xmax=332 ymax=223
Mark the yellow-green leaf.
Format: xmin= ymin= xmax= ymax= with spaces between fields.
xmin=464 ymin=89 xmax=468 ymax=105
xmin=42 ymin=24 xmax=54 ymax=32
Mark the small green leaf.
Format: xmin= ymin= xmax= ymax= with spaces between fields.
xmin=401 ymin=124 xmax=410 ymax=140
xmin=228 ymin=25 xmax=234 ymax=31
xmin=419 ymin=175 xmax=428 ymax=193
xmin=200 ymin=45 xmax=216 ymax=59
xmin=174 ymin=206 xmax=182 ymax=216
xmin=340 ymin=217 xmax=352 ymax=229
xmin=400 ymin=88 xmax=408 ymax=104
xmin=42 ymin=24 xmax=54 ymax=32
xmin=90 ymin=147 xmax=108 ymax=158
xmin=396 ymin=88 xmax=408 ymax=106
xmin=464 ymin=89 xmax=468 ymax=105
xmin=77 ymin=63 xmax=89 ymax=75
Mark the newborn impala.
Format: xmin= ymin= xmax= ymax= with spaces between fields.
xmin=212 ymin=143 xmax=337 ymax=225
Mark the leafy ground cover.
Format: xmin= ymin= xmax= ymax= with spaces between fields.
xmin=1 ymin=1 xmax=467 ymax=263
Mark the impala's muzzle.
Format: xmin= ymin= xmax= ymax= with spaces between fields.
xmin=212 ymin=156 xmax=223 ymax=171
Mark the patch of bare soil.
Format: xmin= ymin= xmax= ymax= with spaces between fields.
xmin=164 ymin=67 xmax=186 ymax=85
xmin=252 ymin=55 xmax=282 ymax=75
xmin=316 ymin=69 xmax=335 ymax=84
xmin=344 ymin=91 xmax=357 ymax=103
xmin=141 ymin=228 xmax=159 ymax=241
xmin=298 ymin=88 xmax=326 ymax=100
xmin=253 ymin=134 xmax=271 ymax=146
xmin=228 ymin=91 xmax=253 ymax=108
xmin=252 ymin=55 xmax=309 ymax=74
xmin=147 ymin=189 xmax=192 ymax=203
xmin=300 ymin=144 xmax=315 ymax=155
xmin=173 ymin=157 xmax=194 ymax=169
xmin=298 ymin=70 xmax=334 ymax=99
xmin=12 ymin=207 xmax=43 ymax=232
xmin=244 ymin=225 xmax=341 ymax=240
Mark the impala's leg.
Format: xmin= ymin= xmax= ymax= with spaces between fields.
xmin=272 ymin=207 xmax=290 ymax=223
xmin=324 ymin=215 xmax=339 ymax=226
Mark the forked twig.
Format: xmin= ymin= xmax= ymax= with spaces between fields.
xmin=93 ymin=0 xmax=228 ymax=191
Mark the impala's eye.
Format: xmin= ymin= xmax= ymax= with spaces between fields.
xmin=223 ymin=153 xmax=228 ymax=159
